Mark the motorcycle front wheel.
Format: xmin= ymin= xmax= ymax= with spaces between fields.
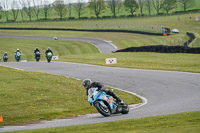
xmin=95 ymin=102 xmax=111 ymax=117
xmin=36 ymin=58 xmax=40 ymax=62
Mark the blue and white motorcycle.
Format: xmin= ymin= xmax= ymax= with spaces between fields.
xmin=15 ymin=52 xmax=21 ymax=62
xmin=3 ymin=55 xmax=8 ymax=62
xmin=88 ymin=88 xmax=129 ymax=117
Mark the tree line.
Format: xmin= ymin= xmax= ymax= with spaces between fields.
xmin=0 ymin=0 xmax=197 ymax=22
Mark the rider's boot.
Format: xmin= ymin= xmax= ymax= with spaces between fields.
xmin=105 ymin=89 xmax=125 ymax=104
xmin=110 ymin=91 xmax=124 ymax=104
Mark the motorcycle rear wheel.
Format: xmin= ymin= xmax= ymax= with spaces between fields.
xmin=121 ymin=103 xmax=129 ymax=114
xmin=95 ymin=102 xmax=111 ymax=117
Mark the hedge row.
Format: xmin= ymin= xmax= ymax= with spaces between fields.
xmin=115 ymin=45 xmax=200 ymax=54
xmin=0 ymin=27 xmax=163 ymax=36
xmin=184 ymin=32 xmax=195 ymax=47
xmin=115 ymin=32 xmax=199 ymax=54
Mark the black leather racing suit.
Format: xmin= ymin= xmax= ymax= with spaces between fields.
xmin=34 ymin=49 xmax=40 ymax=54
xmin=34 ymin=49 xmax=40 ymax=58
xmin=86 ymin=82 xmax=121 ymax=102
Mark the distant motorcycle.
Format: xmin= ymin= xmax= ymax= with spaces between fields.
xmin=46 ymin=52 xmax=52 ymax=63
xmin=88 ymin=87 xmax=129 ymax=117
xmin=3 ymin=55 xmax=8 ymax=62
xmin=35 ymin=51 xmax=41 ymax=62
xmin=15 ymin=52 xmax=21 ymax=62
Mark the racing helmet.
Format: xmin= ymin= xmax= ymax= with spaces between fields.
xmin=48 ymin=47 xmax=51 ymax=50
xmin=82 ymin=79 xmax=92 ymax=89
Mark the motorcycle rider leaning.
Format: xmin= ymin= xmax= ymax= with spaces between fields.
xmin=82 ymin=79 xmax=124 ymax=104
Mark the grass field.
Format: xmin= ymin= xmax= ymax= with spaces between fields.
xmin=4 ymin=111 xmax=200 ymax=133
xmin=0 ymin=66 xmax=141 ymax=127
xmin=1 ymin=13 xmax=200 ymax=34
xmin=0 ymin=38 xmax=200 ymax=73
xmin=193 ymin=38 xmax=200 ymax=47
xmin=192 ymin=31 xmax=200 ymax=47
xmin=0 ymin=38 xmax=100 ymax=61
xmin=0 ymin=30 xmax=191 ymax=50
xmin=1 ymin=12 xmax=200 ymax=49
xmin=60 ymin=52 xmax=200 ymax=73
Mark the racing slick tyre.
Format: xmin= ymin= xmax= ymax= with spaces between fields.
xmin=95 ymin=102 xmax=111 ymax=117
xmin=121 ymin=103 xmax=129 ymax=114
xmin=36 ymin=58 xmax=40 ymax=62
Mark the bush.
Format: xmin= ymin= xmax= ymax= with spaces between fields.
xmin=102 ymin=16 xmax=112 ymax=19
xmin=187 ymin=9 xmax=200 ymax=13
xmin=184 ymin=32 xmax=195 ymax=47
xmin=80 ymin=17 xmax=89 ymax=20
xmin=115 ymin=45 xmax=200 ymax=54
xmin=68 ymin=17 xmax=75 ymax=20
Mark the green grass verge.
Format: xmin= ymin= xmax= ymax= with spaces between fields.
xmin=60 ymin=52 xmax=200 ymax=73
xmin=0 ymin=38 xmax=199 ymax=73
xmin=0 ymin=38 xmax=100 ymax=61
xmin=193 ymin=38 xmax=200 ymax=47
xmin=5 ymin=111 xmax=200 ymax=133
xmin=0 ymin=66 xmax=141 ymax=127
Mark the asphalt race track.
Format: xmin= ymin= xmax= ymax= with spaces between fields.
xmin=0 ymin=35 xmax=117 ymax=53
xmin=0 ymin=61 xmax=200 ymax=132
